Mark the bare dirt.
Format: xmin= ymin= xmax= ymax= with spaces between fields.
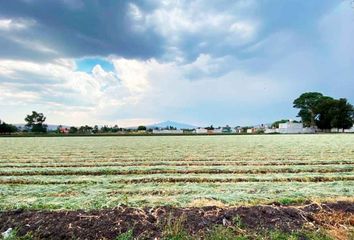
xmin=0 ymin=201 xmax=353 ymax=239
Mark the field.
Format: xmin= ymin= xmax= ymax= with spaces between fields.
xmin=0 ymin=134 xmax=353 ymax=210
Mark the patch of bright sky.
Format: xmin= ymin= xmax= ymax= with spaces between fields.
xmin=75 ymin=57 xmax=114 ymax=73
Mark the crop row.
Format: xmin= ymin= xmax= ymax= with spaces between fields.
xmin=1 ymin=155 xmax=352 ymax=163
xmin=0 ymin=160 xmax=353 ymax=168
xmin=0 ymin=167 xmax=352 ymax=176
xmin=1 ymin=176 xmax=353 ymax=185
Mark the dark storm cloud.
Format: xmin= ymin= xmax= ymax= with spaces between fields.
xmin=0 ymin=0 xmax=164 ymax=61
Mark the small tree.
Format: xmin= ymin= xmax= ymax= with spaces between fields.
xmin=24 ymin=111 xmax=47 ymax=133
xmin=137 ymin=126 xmax=146 ymax=131
xmin=69 ymin=126 xmax=78 ymax=134
xmin=93 ymin=125 xmax=99 ymax=134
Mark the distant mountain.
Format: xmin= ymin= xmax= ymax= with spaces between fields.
xmin=146 ymin=121 xmax=197 ymax=129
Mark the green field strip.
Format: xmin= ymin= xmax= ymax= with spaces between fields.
xmin=0 ymin=181 xmax=352 ymax=210
xmin=1 ymin=172 xmax=353 ymax=183
xmin=1 ymin=160 xmax=353 ymax=168
xmin=0 ymin=164 xmax=352 ymax=176
xmin=0 ymin=174 xmax=353 ymax=184
xmin=2 ymin=154 xmax=354 ymax=163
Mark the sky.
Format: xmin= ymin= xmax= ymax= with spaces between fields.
xmin=0 ymin=0 xmax=353 ymax=127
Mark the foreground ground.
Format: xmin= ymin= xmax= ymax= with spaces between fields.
xmin=0 ymin=135 xmax=353 ymax=239
xmin=1 ymin=201 xmax=353 ymax=239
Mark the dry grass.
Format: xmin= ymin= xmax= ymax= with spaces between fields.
xmin=187 ymin=198 xmax=227 ymax=208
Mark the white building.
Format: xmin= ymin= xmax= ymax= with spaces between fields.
xmin=265 ymin=128 xmax=278 ymax=134
xmin=152 ymin=129 xmax=183 ymax=134
xmin=213 ymin=128 xmax=222 ymax=134
xmin=277 ymin=122 xmax=315 ymax=134
xmin=195 ymin=128 xmax=208 ymax=134
xmin=278 ymin=122 xmax=303 ymax=134
xmin=246 ymin=128 xmax=255 ymax=134
xmin=344 ymin=127 xmax=354 ymax=133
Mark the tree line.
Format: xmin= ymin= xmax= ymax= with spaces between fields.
xmin=293 ymin=92 xmax=354 ymax=131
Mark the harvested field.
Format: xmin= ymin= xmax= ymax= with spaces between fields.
xmin=0 ymin=135 xmax=353 ymax=210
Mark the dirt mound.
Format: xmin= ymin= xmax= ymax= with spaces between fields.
xmin=0 ymin=202 xmax=353 ymax=239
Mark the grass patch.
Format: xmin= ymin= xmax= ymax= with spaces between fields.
xmin=162 ymin=214 xmax=190 ymax=240
xmin=115 ymin=230 xmax=134 ymax=240
xmin=0 ymin=229 xmax=33 ymax=240
xmin=278 ymin=197 xmax=307 ymax=205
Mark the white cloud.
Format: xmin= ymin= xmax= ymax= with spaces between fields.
xmin=0 ymin=53 xmax=290 ymax=126
xmin=0 ymin=18 xmax=35 ymax=31
xmin=111 ymin=58 xmax=151 ymax=94
xmin=128 ymin=0 xmax=260 ymax=61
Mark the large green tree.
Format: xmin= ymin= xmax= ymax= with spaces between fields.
xmin=315 ymin=96 xmax=336 ymax=130
xmin=24 ymin=111 xmax=47 ymax=133
xmin=330 ymin=98 xmax=354 ymax=131
xmin=294 ymin=92 xmax=354 ymax=131
xmin=293 ymin=92 xmax=324 ymax=127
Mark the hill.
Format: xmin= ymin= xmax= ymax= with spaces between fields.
xmin=146 ymin=121 xmax=197 ymax=129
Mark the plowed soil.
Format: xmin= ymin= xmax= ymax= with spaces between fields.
xmin=0 ymin=202 xmax=353 ymax=239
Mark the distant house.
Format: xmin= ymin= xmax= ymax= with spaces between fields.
xmin=183 ymin=129 xmax=196 ymax=134
xmin=265 ymin=128 xmax=278 ymax=134
xmin=344 ymin=127 xmax=354 ymax=133
xmin=59 ymin=127 xmax=69 ymax=134
xmin=234 ymin=127 xmax=243 ymax=133
xmin=212 ymin=128 xmax=222 ymax=134
xmin=152 ymin=129 xmax=183 ymax=134
xmin=246 ymin=128 xmax=256 ymax=134
xmin=196 ymin=128 xmax=208 ymax=134
xmin=275 ymin=121 xmax=315 ymax=134
xmin=278 ymin=122 xmax=303 ymax=134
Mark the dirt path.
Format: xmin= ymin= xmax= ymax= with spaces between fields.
xmin=0 ymin=202 xmax=353 ymax=239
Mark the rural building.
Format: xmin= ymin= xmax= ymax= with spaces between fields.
xmin=344 ymin=127 xmax=354 ymax=133
xmin=152 ymin=129 xmax=183 ymax=134
xmin=265 ymin=128 xmax=278 ymax=134
xmin=212 ymin=128 xmax=222 ymax=134
xmin=59 ymin=127 xmax=69 ymax=134
xmin=278 ymin=122 xmax=303 ymax=134
xmin=246 ymin=128 xmax=256 ymax=134
xmin=234 ymin=127 xmax=243 ymax=133
xmin=196 ymin=128 xmax=208 ymax=134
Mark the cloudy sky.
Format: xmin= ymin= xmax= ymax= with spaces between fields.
xmin=0 ymin=0 xmax=353 ymax=127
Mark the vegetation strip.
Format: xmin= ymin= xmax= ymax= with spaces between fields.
xmin=0 ymin=167 xmax=353 ymax=176
xmin=0 ymin=156 xmax=345 ymax=163
xmin=1 ymin=160 xmax=353 ymax=168
xmin=1 ymin=176 xmax=354 ymax=184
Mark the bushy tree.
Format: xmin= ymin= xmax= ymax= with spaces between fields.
xmin=78 ymin=125 xmax=93 ymax=134
xmin=69 ymin=126 xmax=78 ymax=134
xmin=24 ymin=111 xmax=47 ymax=133
xmin=137 ymin=126 xmax=146 ymax=131
xmin=293 ymin=92 xmax=324 ymax=127
xmin=330 ymin=98 xmax=354 ymax=131
xmin=0 ymin=120 xmax=17 ymax=134
xmin=294 ymin=93 xmax=354 ymax=131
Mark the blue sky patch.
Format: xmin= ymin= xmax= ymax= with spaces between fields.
xmin=75 ymin=58 xmax=114 ymax=73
